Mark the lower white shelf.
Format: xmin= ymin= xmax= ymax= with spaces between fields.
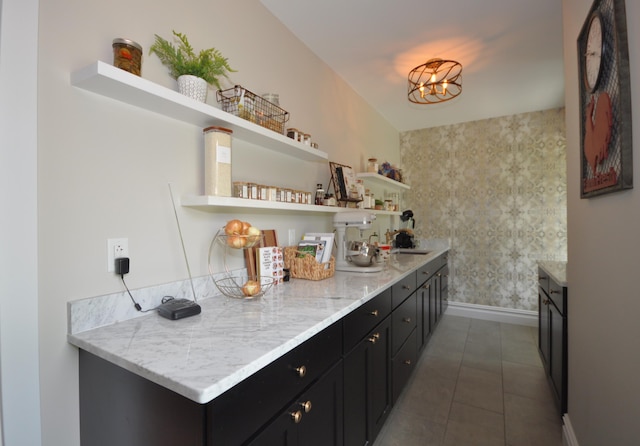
xmin=180 ymin=195 xmax=401 ymax=216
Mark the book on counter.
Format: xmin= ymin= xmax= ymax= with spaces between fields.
xmin=256 ymin=246 xmax=284 ymax=285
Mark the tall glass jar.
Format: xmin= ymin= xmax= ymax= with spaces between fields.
xmin=203 ymin=126 xmax=233 ymax=196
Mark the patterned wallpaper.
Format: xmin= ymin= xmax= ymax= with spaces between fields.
xmin=399 ymin=108 xmax=567 ymax=311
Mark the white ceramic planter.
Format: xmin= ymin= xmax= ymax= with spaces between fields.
xmin=177 ymin=74 xmax=208 ymax=102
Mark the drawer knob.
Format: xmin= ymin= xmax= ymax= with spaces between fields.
xmin=422 ymin=284 xmax=430 ymax=290
xmin=422 ymin=271 xmax=430 ymax=275
xmin=370 ymin=309 xmax=379 ymax=317
xmin=296 ymin=365 xmax=307 ymax=378
xmin=368 ymin=333 xmax=380 ymax=344
xmin=550 ymin=289 xmax=561 ymax=295
xmin=403 ymin=317 xmax=411 ymax=324
xmin=402 ymin=285 xmax=411 ymax=290
xmin=539 ymin=276 xmax=548 ymax=280
xmin=404 ymin=359 xmax=412 ymax=366
xmin=299 ymin=400 xmax=312 ymax=413
xmin=290 ymin=410 xmax=303 ymax=424
xmin=543 ymin=299 xmax=549 ymax=305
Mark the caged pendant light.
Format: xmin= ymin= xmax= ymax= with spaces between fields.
xmin=407 ymin=58 xmax=462 ymax=104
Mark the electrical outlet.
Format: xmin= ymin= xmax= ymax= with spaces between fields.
xmin=288 ymin=229 xmax=296 ymax=246
xmin=107 ymin=238 xmax=129 ymax=272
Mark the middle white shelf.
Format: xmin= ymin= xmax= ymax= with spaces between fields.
xmin=181 ymin=195 xmax=402 ymax=216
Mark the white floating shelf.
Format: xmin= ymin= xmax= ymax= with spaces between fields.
xmin=70 ymin=61 xmax=328 ymax=162
xmin=181 ymin=195 xmax=402 ymax=216
xmin=356 ymin=173 xmax=410 ymax=190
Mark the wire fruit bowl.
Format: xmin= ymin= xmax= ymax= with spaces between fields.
xmin=213 ymin=275 xmax=276 ymax=299
xmin=215 ymin=232 xmax=263 ymax=249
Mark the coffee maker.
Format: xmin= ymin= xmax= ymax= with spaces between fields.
xmin=395 ymin=210 xmax=415 ymax=248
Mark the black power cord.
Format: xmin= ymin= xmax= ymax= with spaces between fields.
xmin=116 ymin=257 xmax=177 ymax=313
xmin=116 ymin=257 xmax=150 ymax=312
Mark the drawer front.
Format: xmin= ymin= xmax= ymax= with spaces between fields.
xmin=417 ymin=261 xmax=437 ymax=286
xmin=548 ymin=279 xmax=566 ymax=315
xmin=392 ymin=271 xmax=417 ymax=308
xmin=392 ymin=293 xmax=417 ymax=355
xmin=343 ymin=288 xmax=392 ymax=353
xmin=417 ymin=253 xmax=448 ymax=285
xmin=392 ymin=330 xmax=417 ymax=404
xmin=209 ymin=321 xmax=342 ymax=445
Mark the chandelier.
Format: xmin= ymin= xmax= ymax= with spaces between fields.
xmin=407 ymin=58 xmax=462 ymax=104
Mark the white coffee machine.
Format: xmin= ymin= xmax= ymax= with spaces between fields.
xmin=333 ymin=211 xmax=384 ymax=273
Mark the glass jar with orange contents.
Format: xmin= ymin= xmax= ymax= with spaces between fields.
xmin=112 ymin=38 xmax=142 ymax=76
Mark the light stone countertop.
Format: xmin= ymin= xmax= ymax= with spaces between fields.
xmin=68 ymin=245 xmax=448 ymax=404
xmin=538 ymin=260 xmax=567 ymax=287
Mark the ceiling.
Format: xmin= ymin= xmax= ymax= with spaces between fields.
xmin=261 ymin=0 xmax=565 ymax=132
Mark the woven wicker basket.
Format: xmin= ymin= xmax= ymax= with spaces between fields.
xmin=284 ymin=246 xmax=335 ymax=281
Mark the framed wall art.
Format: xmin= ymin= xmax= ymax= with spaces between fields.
xmin=577 ymin=0 xmax=632 ymax=198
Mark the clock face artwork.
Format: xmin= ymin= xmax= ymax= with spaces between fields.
xmin=585 ymin=13 xmax=603 ymax=92
xmin=578 ymin=0 xmax=632 ymax=197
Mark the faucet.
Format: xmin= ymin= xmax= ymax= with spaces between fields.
xmin=385 ymin=229 xmax=400 ymax=244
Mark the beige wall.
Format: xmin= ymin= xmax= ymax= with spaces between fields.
xmin=35 ymin=1 xmax=398 ymax=444
xmin=563 ymin=0 xmax=640 ymax=444
xmin=400 ymin=108 xmax=567 ymax=311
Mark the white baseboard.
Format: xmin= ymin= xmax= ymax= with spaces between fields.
xmin=445 ymin=301 xmax=538 ymax=327
xmin=562 ymin=414 xmax=579 ymax=446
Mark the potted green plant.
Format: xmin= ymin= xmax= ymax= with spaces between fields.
xmin=149 ymin=30 xmax=235 ymax=102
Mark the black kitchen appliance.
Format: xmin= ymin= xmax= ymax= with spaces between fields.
xmin=395 ymin=210 xmax=415 ymax=248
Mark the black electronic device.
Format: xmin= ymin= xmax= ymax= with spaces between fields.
xmin=157 ymin=298 xmax=201 ymax=320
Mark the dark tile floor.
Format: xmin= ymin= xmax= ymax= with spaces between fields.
xmin=374 ymin=315 xmax=563 ymax=446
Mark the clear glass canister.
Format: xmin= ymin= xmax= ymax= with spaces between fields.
xmin=203 ymin=126 xmax=233 ymax=197
xmin=367 ymin=158 xmax=379 ymax=173
xmin=112 ymin=38 xmax=142 ymax=76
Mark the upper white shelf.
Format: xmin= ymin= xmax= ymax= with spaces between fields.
xmin=181 ymin=195 xmax=402 ymax=216
xmin=356 ymin=173 xmax=410 ymax=190
xmin=70 ymin=61 xmax=328 ymax=162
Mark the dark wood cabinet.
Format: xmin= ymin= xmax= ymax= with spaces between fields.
xmin=248 ymin=361 xmax=344 ymax=446
xmin=343 ymin=317 xmax=392 ymax=446
xmin=438 ymin=263 xmax=449 ymax=315
xmin=538 ymin=267 xmax=568 ymax=414
xmin=78 ymin=254 xmax=450 ymax=446
xmin=391 ymin=291 xmax=417 ymax=404
xmin=416 ymin=254 xmax=448 ymax=351
xmin=392 ymin=329 xmax=417 ymax=404
xmin=210 ymin=321 xmax=343 ymax=445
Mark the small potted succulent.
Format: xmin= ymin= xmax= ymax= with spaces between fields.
xmin=149 ymin=30 xmax=235 ymax=102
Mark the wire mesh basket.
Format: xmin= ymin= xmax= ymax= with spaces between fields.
xmin=216 ymin=85 xmax=289 ymax=134
xmin=213 ymin=274 xmax=276 ymax=299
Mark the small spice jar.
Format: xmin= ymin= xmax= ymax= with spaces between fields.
xmin=367 ymin=158 xmax=379 ymax=173
xmin=203 ymin=126 xmax=233 ymax=197
xmin=112 ymin=38 xmax=142 ymax=76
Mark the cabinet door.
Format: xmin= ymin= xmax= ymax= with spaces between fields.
xmin=538 ymin=289 xmax=550 ymax=373
xmin=392 ymin=330 xmax=417 ymax=404
xmin=433 ymin=273 xmax=442 ymax=324
xmin=418 ymin=281 xmax=431 ymax=350
xmin=344 ymin=318 xmax=392 ymax=446
xmin=429 ymin=277 xmax=437 ymax=331
xmin=439 ymin=264 xmax=449 ymax=314
xmin=549 ymin=302 xmax=567 ymax=413
xmin=298 ymin=361 xmax=344 ymax=446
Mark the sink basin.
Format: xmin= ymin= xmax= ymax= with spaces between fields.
xmin=397 ymin=249 xmax=431 ymax=255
